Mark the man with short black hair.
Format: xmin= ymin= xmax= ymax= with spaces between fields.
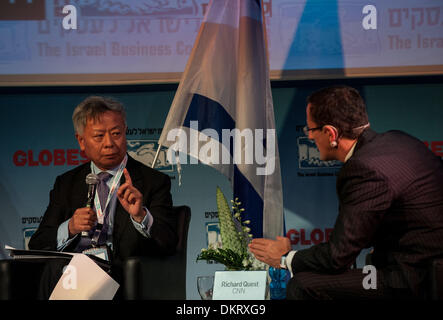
xmin=250 ymin=85 xmax=443 ymax=299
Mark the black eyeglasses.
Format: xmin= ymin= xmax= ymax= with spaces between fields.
xmin=303 ymin=125 xmax=323 ymax=136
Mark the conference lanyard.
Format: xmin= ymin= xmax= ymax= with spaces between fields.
xmin=90 ymin=155 xmax=127 ymax=248
xmin=94 ymin=154 xmax=128 ymax=223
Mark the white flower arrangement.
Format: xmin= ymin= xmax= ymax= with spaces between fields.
xmin=197 ymin=187 xmax=266 ymax=271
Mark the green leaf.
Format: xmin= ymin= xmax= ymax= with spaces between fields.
xmin=196 ymin=248 xmax=249 ymax=271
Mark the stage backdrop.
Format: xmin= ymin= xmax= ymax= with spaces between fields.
xmin=0 ymin=82 xmax=442 ymax=299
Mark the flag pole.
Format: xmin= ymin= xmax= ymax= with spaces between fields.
xmin=151 ymin=143 xmax=162 ymax=169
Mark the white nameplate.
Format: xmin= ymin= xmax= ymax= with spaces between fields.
xmin=212 ymin=271 xmax=267 ymax=300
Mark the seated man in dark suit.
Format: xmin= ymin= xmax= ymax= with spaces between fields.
xmin=249 ymin=86 xmax=443 ymax=299
xmin=29 ymin=96 xmax=177 ymax=298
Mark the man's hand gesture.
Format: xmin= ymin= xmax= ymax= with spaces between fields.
xmin=117 ymin=168 xmax=146 ymax=223
xmin=249 ymin=236 xmax=291 ymax=268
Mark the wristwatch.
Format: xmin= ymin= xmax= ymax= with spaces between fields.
xmin=280 ymin=253 xmax=288 ymax=269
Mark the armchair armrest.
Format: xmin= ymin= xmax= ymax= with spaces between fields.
xmin=122 ymin=253 xmax=186 ymax=300
xmin=429 ymin=258 xmax=443 ymax=300
xmin=0 ymin=259 xmax=46 ymax=300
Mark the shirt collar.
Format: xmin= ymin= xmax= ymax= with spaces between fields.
xmin=91 ymin=155 xmax=126 ymax=176
xmin=344 ymin=141 xmax=358 ymax=163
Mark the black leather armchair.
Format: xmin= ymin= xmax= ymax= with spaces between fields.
xmin=365 ymin=253 xmax=443 ymax=300
xmin=0 ymin=205 xmax=191 ymax=300
xmin=428 ymin=258 xmax=443 ymax=300
xmin=122 ymin=205 xmax=191 ymax=300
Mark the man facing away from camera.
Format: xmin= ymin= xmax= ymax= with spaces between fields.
xmin=29 ymin=96 xmax=177 ymax=298
xmin=249 ymin=85 xmax=443 ymax=299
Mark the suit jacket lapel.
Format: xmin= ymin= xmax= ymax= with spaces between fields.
xmin=125 ymin=155 xmax=144 ymax=192
xmin=71 ymin=163 xmax=92 ymax=217
xmin=112 ymin=155 xmax=143 ymax=246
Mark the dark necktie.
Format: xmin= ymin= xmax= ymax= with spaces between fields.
xmin=97 ymin=171 xmax=112 ymax=214
xmin=96 ymin=171 xmax=112 ymax=245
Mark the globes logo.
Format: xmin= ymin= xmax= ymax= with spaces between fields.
xmin=13 ymin=149 xmax=89 ymax=167
xmin=286 ymin=228 xmax=333 ymax=246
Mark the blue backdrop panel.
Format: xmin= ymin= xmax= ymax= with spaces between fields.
xmin=0 ymin=82 xmax=442 ymax=299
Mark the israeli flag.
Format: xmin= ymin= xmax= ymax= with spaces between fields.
xmin=157 ymin=0 xmax=283 ymax=239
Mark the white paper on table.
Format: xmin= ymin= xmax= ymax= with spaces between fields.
xmin=49 ymin=254 xmax=119 ymax=300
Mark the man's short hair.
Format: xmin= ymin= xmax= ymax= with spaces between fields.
xmin=307 ymin=86 xmax=369 ymax=139
xmin=72 ymin=96 xmax=126 ymax=135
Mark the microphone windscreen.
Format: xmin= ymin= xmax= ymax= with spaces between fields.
xmin=85 ymin=173 xmax=99 ymax=185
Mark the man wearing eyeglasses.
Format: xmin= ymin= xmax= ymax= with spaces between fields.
xmin=249 ymin=85 xmax=443 ymax=299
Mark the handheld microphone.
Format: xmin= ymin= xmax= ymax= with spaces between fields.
xmin=82 ymin=173 xmax=99 ymax=237
xmin=85 ymin=173 xmax=99 ymax=208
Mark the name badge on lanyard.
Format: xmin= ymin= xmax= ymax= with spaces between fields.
xmin=94 ymin=155 xmax=127 ymax=224
xmin=90 ymin=155 xmax=127 ymax=248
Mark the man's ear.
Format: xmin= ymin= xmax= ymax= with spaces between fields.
xmin=323 ymin=125 xmax=338 ymax=143
xmin=76 ymin=133 xmax=85 ymax=151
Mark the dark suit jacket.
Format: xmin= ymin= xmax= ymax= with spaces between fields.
xmin=29 ymin=155 xmax=178 ymax=262
xmin=291 ymin=129 xmax=443 ymax=296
